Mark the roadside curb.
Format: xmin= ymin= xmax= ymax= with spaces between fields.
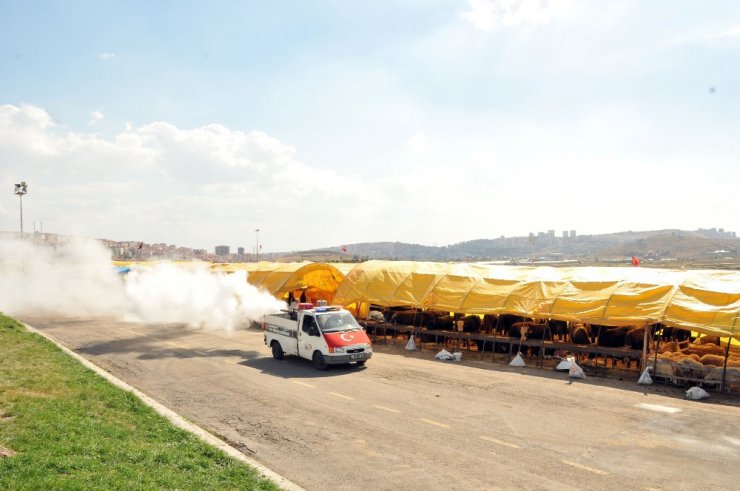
xmin=23 ymin=322 xmax=304 ymax=491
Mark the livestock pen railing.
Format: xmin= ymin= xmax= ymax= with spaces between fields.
xmin=362 ymin=320 xmax=740 ymax=394
xmin=644 ymin=329 xmax=740 ymax=394
xmin=363 ymin=320 xmax=645 ymax=377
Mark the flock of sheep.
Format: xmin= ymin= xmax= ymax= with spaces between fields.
xmin=652 ymin=336 xmax=740 ymax=390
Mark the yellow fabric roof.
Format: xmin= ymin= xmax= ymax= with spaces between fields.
xmin=332 ymin=260 xmax=740 ymax=338
xmin=214 ymin=261 xmax=345 ymax=300
xmin=327 ymin=263 xmax=360 ymax=275
xmin=210 ymin=262 xmax=265 ymax=273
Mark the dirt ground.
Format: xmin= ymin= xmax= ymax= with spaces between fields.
xmin=20 ymin=316 xmax=740 ymax=491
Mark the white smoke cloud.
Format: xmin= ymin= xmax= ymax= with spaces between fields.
xmin=0 ymin=235 xmax=126 ymax=317
xmin=0 ymin=236 xmax=285 ymax=329
xmin=122 ymin=262 xmax=284 ymax=329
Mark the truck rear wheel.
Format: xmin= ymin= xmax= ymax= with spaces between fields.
xmin=271 ymin=341 xmax=284 ymax=360
xmin=312 ymin=351 xmax=327 ymax=370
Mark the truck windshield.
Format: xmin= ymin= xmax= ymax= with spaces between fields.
xmin=317 ymin=312 xmax=360 ymax=332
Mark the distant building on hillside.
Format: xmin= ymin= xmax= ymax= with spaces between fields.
xmin=215 ymin=245 xmax=230 ymax=256
xmin=237 ymin=247 xmax=245 ymax=255
xmin=696 ymin=227 xmax=736 ymax=238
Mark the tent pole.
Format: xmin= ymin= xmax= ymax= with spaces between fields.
xmin=652 ymin=327 xmax=662 ymax=378
xmin=492 ymin=315 xmax=498 ymax=362
xmin=593 ymin=324 xmax=602 ymax=371
xmin=641 ymin=322 xmax=649 ymax=373
xmin=720 ymin=336 xmax=732 ymax=393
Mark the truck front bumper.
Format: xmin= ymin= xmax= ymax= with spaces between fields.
xmin=326 ymin=351 xmax=372 ymax=364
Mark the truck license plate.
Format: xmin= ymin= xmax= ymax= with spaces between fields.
xmin=351 ymin=354 xmax=361 ymax=360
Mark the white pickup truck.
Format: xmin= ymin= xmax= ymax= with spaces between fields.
xmin=263 ymin=306 xmax=372 ymax=370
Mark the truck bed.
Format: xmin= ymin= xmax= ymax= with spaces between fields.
xmin=264 ymin=312 xmax=298 ymax=336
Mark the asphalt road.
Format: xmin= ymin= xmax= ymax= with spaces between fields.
xmin=21 ymin=316 xmax=740 ymax=490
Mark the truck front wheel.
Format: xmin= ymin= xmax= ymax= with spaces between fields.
xmin=312 ymin=351 xmax=327 ymax=370
xmin=271 ymin=341 xmax=284 ymax=360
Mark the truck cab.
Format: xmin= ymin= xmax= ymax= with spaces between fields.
xmin=264 ymin=306 xmax=372 ymax=370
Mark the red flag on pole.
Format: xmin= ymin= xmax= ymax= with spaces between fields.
xmin=138 ymin=242 xmax=144 ymax=250
xmin=631 ymin=256 xmax=640 ymax=266
xmin=341 ymin=246 xmax=348 ymax=253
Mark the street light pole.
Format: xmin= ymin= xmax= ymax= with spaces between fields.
xmin=14 ymin=181 xmax=28 ymax=237
xmin=255 ymin=228 xmax=260 ymax=262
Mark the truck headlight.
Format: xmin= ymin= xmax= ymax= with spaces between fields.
xmin=332 ymin=347 xmax=345 ymax=353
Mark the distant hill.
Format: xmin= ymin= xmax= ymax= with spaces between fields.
xmin=272 ymin=228 xmax=740 ymax=267
xmin=600 ymin=232 xmax=740 ymax=259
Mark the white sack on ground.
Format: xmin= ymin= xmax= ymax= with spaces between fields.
xmin=405 ymin=336 xmax=417 ymax=351
xmin=435 ymin=349 xmax=454 ymax=360
xmin=685 ymin=386 xmax=710 ymax=400
xmin=555 ymin=359 xmax=571 ymax=371
xmin=638 ymin=367 xmax=653 ymax=385
xmin=568 ymin=356 xmax=586 ymax=379
xmin=509 ymin=353 xmax=526 ymax=367
xmin=453 ymin=351 xmax=462 ymax=362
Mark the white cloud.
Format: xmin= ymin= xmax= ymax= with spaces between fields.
xmin=0 ymin=104 xmax=377 ymax=249
xmin=461 ymin=0 xmax=575 ymax=31
xmin=669 ymin=23 xmax=740 ymax=47
xmin=98 ymin=52 xmax=116 ymax=60
xmin=714 ymin=26 xmax=740 ymax=38
xmin=406 ymin=131 xmax=431 ymax=154
xmin=88 ymin=110 xmax=104 ymax=127
xmin=0 ymin=103 xmax=737 ymax=251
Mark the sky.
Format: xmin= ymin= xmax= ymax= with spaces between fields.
xmin=1 ymin=0 xmax=739 ymax=252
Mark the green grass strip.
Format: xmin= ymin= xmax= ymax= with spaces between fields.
xmin=0 ymin=314 xmax=281 ymax=490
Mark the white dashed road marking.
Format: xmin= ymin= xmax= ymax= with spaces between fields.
xmin=329 ymin=392 xmax=354 ymax=400
xmin=479 ymin=436 xmax=520 ymax=449
xmin=374 ymin=405 xmax=401 ymax=413
xmin=561 ymin=460 xmax=609 ymax=475
xmin=420 ymin=418 xmax=450 ymax=429
xmin=292 ymin=381 xmax=316 ymax=388
xmin=635 ymin=403 xmax=682 ymax=414
xmin=722 ymin=436 xmax=740 ymax=446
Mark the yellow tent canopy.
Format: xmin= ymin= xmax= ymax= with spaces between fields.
xmin=214 ymin=261 xmax=345 ymax=303
xmin=332 ymin=260 xmax=740 ymax=338
xmin=327 ymin=263 xmax=360 ymax=275
xmin=210 ymin=262 xmax=264 ymax=274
